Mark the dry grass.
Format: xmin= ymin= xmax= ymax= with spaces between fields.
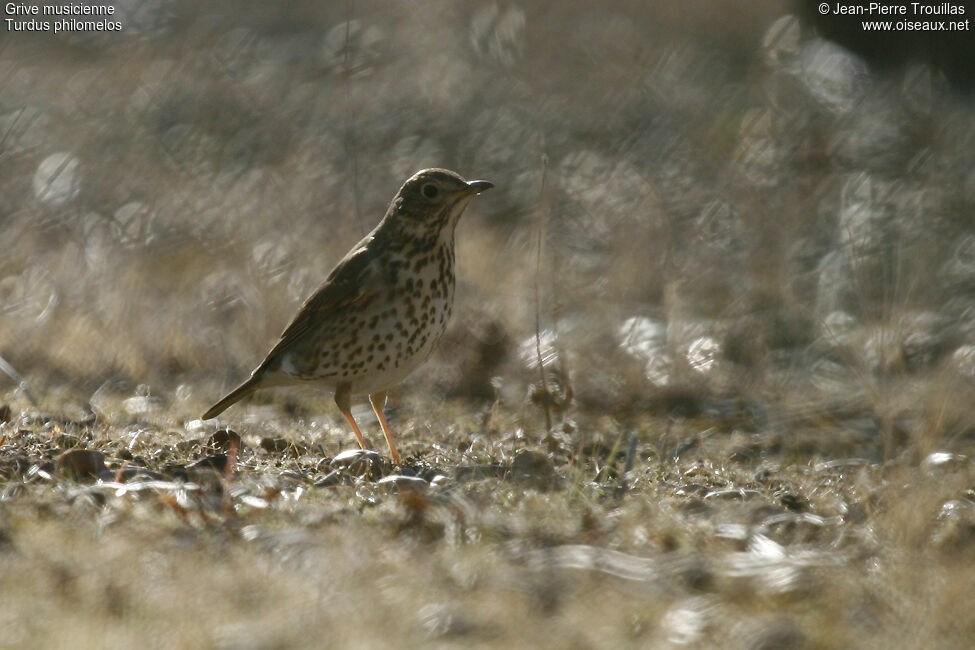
xmin=1 ymin=396 xmax=974 ymax=649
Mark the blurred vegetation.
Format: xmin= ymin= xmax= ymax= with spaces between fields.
xmin=1 ymin=1 xmax=975 ymax=647
xmin=1 ymin=1 xmax=973 ymax=435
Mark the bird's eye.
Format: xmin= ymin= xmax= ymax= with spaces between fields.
xmin=421 ymin=183 xmax=440 ymax=200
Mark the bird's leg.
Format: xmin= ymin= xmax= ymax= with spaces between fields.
xmin=334 ymin=384 xmax=367 ymax=450
xmin=369 ymin=391 xmax=401 ymax=465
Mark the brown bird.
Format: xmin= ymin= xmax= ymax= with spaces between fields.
xmin=202 ymin=169 xmax=493 ymax=464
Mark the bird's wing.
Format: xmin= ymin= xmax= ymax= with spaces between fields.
xmin=256 ymin=241 xmax=380 ymax=372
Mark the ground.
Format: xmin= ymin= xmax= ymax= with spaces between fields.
xmin=1 ymin=390 xmax=973 ymax=648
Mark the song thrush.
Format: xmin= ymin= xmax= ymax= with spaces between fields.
xmin=202 ymin=169 xmax=493 ymax=464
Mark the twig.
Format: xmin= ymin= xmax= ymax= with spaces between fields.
xmin=534 ymin=150 xmax=552 ymax=433
xmin=221 ymin=437 xmax=240 ymax=518
xmin=0 ymin=354 xmax=39 ymax=407
xmin=343 ymin=0 xmax=364 ymax=235
xmin=615 ymin=434 xmax=637 ymax=499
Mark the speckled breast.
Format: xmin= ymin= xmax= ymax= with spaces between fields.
xmin=284 ymin=239 xmax=456 ymax=394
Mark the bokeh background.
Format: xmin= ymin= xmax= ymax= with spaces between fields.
xmin=3 ymin=1 xmax=975 ymax=647
xmin=2 ymin=0 xmax=974 ymax=458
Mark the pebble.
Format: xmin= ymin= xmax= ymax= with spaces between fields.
xmin=208 ymin=429 xmax=242 ymax=451
xmin=260 ymin=437 xmax=292 ymax=453
xmin=430 ymin=474 xmax=449 ymax=488
xmin=56 ymin=449 xmax=106 ymax=479
xmin=314 ymin=470 xmax=348 ymax=488
xmin=330 ymin=449 xmax=383 ymax=478
xmin=277 ymin=470 xmax=305 ymax=486
xmin=377 ymin=475 xmax=428 ymax=493
xmin=922 ymin=451 xmax=967 ymax=470
xmin=187 ymin=454 xmax=229 ymax=473
xmin=510 ymin=449 xmax=557 ymax=487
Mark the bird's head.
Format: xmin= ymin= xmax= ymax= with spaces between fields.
xmin=384 ymin=168 xmax=493 ymax=239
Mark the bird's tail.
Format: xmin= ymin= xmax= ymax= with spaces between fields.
xmin=202 ymin=375 xmax=262 ymax=420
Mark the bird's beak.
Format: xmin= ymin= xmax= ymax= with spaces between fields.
xmin=464 ymin=180 xmax=494 ymax=195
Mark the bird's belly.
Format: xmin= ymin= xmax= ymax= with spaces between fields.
xmin=279 ymin=273 xmax=454 ymax=396
xmin=347 ymin=352 xmax=428 ymax=394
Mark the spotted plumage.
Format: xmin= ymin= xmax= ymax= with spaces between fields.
xmin=202 ymin=169 xmax=493 ymax=463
